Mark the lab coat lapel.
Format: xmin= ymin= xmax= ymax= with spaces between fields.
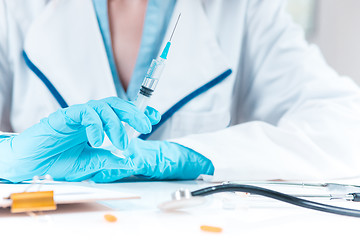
xmin=149 ymin=0 xmax=232 ymax=114
xmin=23 ymin=0 xmax=116 ymax=106
xmin=23 ymin=0 xmax=231 ymax=114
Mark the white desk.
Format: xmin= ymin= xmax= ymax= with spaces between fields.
xmin=1 ymin=180 xmax=360 ymax=240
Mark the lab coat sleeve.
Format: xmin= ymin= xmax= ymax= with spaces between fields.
xmin=0 ymin=0 xmax=13 ymax=132
xmin=171 ymin=0 xmax=360 ymax=182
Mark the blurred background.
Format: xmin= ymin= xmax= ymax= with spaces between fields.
xmin=287 ymin=0 xmax=360 ymax=84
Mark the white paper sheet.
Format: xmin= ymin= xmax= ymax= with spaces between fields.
xmin=0 ymin=182 xmax=139 ymax=208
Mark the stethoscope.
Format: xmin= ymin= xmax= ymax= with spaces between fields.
xmin=158 ymin=183 xmax=360 ymax=218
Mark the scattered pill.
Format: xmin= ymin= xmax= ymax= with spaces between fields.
xmin=104 ymin=214 xmax=117 ymax=222
xmin=200 ymin=225 xmax=223 ymax=233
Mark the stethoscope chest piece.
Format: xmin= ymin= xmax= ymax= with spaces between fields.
xmin=158 ymin=188 xmax=206 ymax=211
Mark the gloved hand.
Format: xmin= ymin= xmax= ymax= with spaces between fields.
xmin=91 ymin=138 xmax=215 ymax=183
xmin=0 ymin=97 xmax=160 ymax=182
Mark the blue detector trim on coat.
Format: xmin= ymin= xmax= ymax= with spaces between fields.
xmin=139 ymin=69 xmax=232 ymax=140
xmin=23 ymin=51 xmax=69 ymax=108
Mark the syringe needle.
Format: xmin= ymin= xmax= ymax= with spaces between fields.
xmin=169 ymin=13 xmax=181 ymax=42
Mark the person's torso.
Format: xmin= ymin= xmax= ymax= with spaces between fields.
xmin=3 ymin=0 xmax=247 ymax=140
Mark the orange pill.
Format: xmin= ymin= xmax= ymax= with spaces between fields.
xmin=200 ymin=225 xmax=223 ymax=233
xmin=104 ymin=214 xmax=117 ymax=223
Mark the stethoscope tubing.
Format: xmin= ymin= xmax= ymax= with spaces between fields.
xmin=191 ymin=184 xmax=360 ymax=218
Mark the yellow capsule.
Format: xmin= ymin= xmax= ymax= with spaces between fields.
xmin=104 ymin=214 xmax=117 ymax=223
xmin=200 ymin=225 xmax=223 ymax=233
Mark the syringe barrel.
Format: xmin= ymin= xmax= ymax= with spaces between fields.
xmin=134 ymin=92 xmax=151 ymax=112
xmin=141 ymin=58 xmax=166 ymax=92
xmin=121 ymin=58 xmax=166 ymax=148
xmin=124 ymin=94 xmax=151 ymax=141
xmin=112 ymin=94 xmax=151 ymax=157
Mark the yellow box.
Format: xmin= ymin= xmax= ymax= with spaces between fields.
xmin=10 ymin=191 xmax=57 ymax=213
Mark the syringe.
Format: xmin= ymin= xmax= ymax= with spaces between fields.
xmin=124 ymin=13 xmax=181 ymax=142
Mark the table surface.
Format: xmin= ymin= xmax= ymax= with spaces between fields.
xmin=1 ymin=180 xmax=360 ymax=240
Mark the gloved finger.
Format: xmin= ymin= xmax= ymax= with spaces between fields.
xmin=90 ymin=169 xmax=134 ymax=183
xmin=62 ymin=105 xmax=104 ymax=147
xmin=63 ymin=148 xmax=141 ymax=182
xmin=170 ymin=143 xmax=215 ymax=180
xmin=90 ymin=154 xmax=149 ymax=183
xmin=122 ymin=139 xmax=215 ymax=180
xmin=121 ymin=137 xmax=142 ymax=158
xmin=87 ymin=100 xmax=128 ymax=150
xmin=103 ymin=97 xmax=152 ymax=134
xmin=144 ymin=106 xmax=161 ymax=125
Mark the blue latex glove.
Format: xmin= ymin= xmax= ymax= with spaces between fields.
xmin=0 ymin=97 xmax=160 ymax=182
xmin=90 ymin=138 xmax=215 ymax=183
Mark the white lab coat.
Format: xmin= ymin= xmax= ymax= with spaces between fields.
xmin=1 ymin=0 xmax=360 ymax=182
